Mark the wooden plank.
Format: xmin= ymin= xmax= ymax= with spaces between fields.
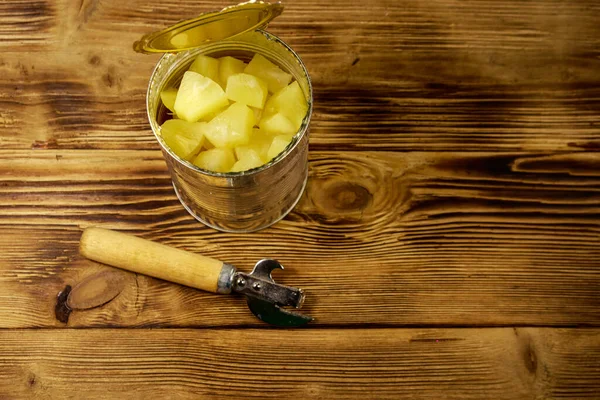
xmin=0 ymin=0 xmax=598 ymax=151
xmin=0 ymin=328 xmax=598 ymax=399
xmin=0 ymin=150 xmax=598 ymax=328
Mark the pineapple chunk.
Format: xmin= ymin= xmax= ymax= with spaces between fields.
xmin=174 ymin=71 xmax=228 ymax=122
xmin=264 ymin=81 xmax=308 ymax=131
xmin=203 ymin=139 xmax=214 ymax=150
xmin=188 ymin=55 xmax=220 ymax=84
xmin=244 ymin=54 xmax=292 ymax=94
xmin=250 ymin=106 xmax=263 ymax=124
xmin=192 ymin=148 xmax=235 ymax=173
xmin=231 ymin=148 xmax=263 ymax=172
xmin=201 ymin=104 xmax=230 ymax=123
xmin=160 ymin=88 xmax=178 ymax=113
xmin=203 ymin=102 xmax=255 ymax=148
xmin=225 ymin=73 xmax=268 ymax=109
xmin=259 ymin=113 xmax=296 ymax=136
xmin=160 ymin=119 xmax=206 ymax=161
xmin=235 ymin=128 xmax=273 ymax=163
xmin=218 ymin=56 xmax=246 ymax=89
xmin=267 ymin=134 xmax=293 ymax=160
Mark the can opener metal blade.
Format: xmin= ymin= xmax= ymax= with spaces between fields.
xmin=77 ymin=227 xmax=313 ymax=327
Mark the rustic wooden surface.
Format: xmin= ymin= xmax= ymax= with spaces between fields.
xmin=0 ymin=0 xmax=599 ymax=398
xmin=1 ymin=328 xmax=599 ymax=399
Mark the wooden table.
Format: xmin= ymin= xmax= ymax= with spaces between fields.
xmin=1 ymin=0 xmax=599 ymax=398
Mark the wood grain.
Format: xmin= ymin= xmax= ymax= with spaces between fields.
xmin=0 ymin=0 xmax=598 ymax=151
xmin=0 ymin=328 xmax=598 ymax=399
xmin=0 ymin=149 xmax=597 ymax=328
xmin=0 ymin=1 xmax=57 ymax=49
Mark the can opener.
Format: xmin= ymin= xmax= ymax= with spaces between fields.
xmin=77 ymin=227 xmax=313 ymax=327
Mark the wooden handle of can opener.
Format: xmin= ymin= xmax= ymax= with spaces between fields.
xmin=79 ymin=227 xmax=228 ymax=294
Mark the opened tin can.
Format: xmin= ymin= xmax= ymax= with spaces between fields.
xmin=136 ymin=2 xmax=312 ymax=232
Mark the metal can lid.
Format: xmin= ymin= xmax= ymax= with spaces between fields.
xmin=134 ymin=1 xmax=284 ymax=54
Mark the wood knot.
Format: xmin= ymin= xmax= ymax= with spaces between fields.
xmin=524 ymin=342 xmax=538 ymax=374
xmin=314 ymin=181 xmax=372 ymax=214
xmin=28 ymin=373 xmax=37 ymax=387
xmin=102 ymin=66 xmax=122 ymax=89
xmin=102 ymin=72 xmax=114 ymax=88
xmin=67 ymin=270 xmax=126 ymax=311
xmin=55 ymin=285 xmax=72 ymax=323
xmin=89 ymin=55 xmax=101 ymax=66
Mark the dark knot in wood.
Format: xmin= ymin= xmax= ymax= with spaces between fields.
xmin=55 ymin=285 xmax=72 ymax=324
xmin=317 ymin=181 xmax=372 ymax=213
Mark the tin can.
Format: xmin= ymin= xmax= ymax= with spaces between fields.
xmin=137 ymin=3 xmax=312 ymax=232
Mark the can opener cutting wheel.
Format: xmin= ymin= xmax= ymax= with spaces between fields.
xmin=77 ymin=227 xmax=313 ymax=327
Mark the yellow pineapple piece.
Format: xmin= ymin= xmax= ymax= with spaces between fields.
xmin=160 ymin=88 xmax=178 ymax=113
xmin=235 ymin=128 xmax=272 ymax=163
xmin=230 ymin=148 xmax=263 ymax=172
xmin=251 ymin=107 xmax=263 ymax=124
xmin=252 ymin=128 xmax=274 ymax=160
xmin=174 ymin=71 xmax=229 ymax=122
xmin=203 ymin=102 xmax=255 ymax=148
xmin=244 ymin=54 xmax=292 ymax=93
xmin=218 ymin=56 xmax=246 ymax=89
xmin=259 ymin=113 xmax=296 ymax=136
xmin=225 ymin=73 xmax=268 ymax=109
xmin=188 ymin=55 xmax=220 ymax=84
xmin=201 ymin=103 xmax=230 ymax=123
xmin=192 ymin=148 xmax=235 ymax=173
xmin=264 ymin=81 xmax=308 ymax=131
xmin=160 ymin=119 xmax=206 ymax=161
xmin=267 ymin=134 xmax=293 ymax=160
